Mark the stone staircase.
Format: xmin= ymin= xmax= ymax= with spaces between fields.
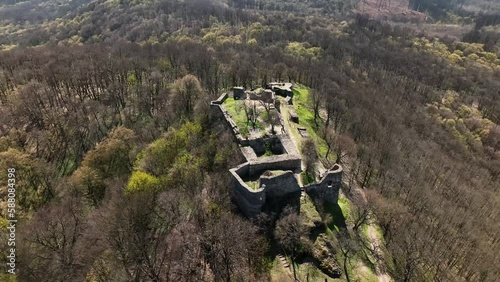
xmin=277 ymin=254 xmax=291 ymax=269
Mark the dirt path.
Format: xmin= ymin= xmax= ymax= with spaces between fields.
xmin=282 ymin=98 xmax=390 ymax=281
xmin=343 ymin=164 xmax=393 ymax=282
xmin=275 ymin=254 xmax=295 ymax=281
xmin=367 ymin=224 xmax=393 ymax=282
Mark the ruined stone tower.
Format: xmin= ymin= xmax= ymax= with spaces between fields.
xmin=304 ymin=164 xmax=343 ymax=204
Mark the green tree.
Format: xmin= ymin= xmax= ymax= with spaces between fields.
xmin=71 ymin=127 xmax=136 ymax=206
xmin=0 ymin=148 xmax=54 ymax=213
xmin=171 ymin=74 xmax=204 ymax=118
xmin=126 ymin=171 xmax=161 ymax=193
xmin=302 ymin=138 xmax=318 ymax=180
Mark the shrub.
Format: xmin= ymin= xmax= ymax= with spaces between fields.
xmin=126 ymin=171 xmax=160 ymax=193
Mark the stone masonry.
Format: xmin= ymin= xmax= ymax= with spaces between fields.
xmin=211 ymin=84 xmax=343 ymax=217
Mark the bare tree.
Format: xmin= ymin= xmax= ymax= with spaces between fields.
xmin=302 ymin=138 xmax=319 ymax=180
xmin=18 ymin=190 xmax=100 ymax=282
xmin=338 ymin=232 xmax=357 ymax=282
xmin=351 ymin=191 xmax=370 ymax=232
xmin=310 ymin=89 xmax=322 ymax=125
xmin=259 ymin=100 xmax=278 ymax=134
xmin=274 ymin=206 xmax=308 ymax=281
xmin=324 ymin=127 xmax=335 ymax=159
xmin=92 ymin=185 xmax=203 ymax=281
xmin=202 ymin=213 xmax=266 ymax=282
xmin=333 ymin=133 xmax=357 ymax=165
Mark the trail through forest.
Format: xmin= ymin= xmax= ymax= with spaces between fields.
xmin=344 ymin=163 xmax=393 ymax=282
xmin=367 ymin=224 xmax=392 ymax=282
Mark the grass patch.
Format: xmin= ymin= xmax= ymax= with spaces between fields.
xmin=360 ymin=223 xmax=396 ymax=273
xmin=58 ymin=157 xmax=78 ymax=176
xmin=362 ymin=222 xmax=384 ymax=243
xmin=292 ymin=87 xmax=329 ymax=158
xmin=320 ymin=193 xmax=353 ymax=232
xmin=264 ymin=142 xmax=274 ymax=156
xmin=245 ymin=180 xmax=260 ymax=190
xmin=323 ymin=202 xmax=347 ymax=232
xmin=353 ymin=260 xmax=379 ymax=282
xmin=300 ymin=171 xmax=315 ymax=185
xmin=331 ymin=236 xmax=379 ymax=282
xmin=223 ymin=97 xmax=248 ymax=129
xmin=223 ymin=98 xmax=265 ymax=137
xmin=300 ymin=193 xmax=322 ymax=224
xmin=330 ymin=240 xmax=378 ymax=282
xmin=337 ymin=193 xmax=353 ymax=223
xmin=294 ymin=262 xmax=333 ymax=282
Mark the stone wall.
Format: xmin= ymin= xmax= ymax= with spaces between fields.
xmin=229 ymin=163 xmax=266 ymax=217
xmin=244 ymin=136 xmax=284 ymax=156
xmin=248 ymin=91 xmax=272 ymax=103
xmin=261 ymin=171 xmax=301 ymax=215
xmin=212 ymin=92 xmax=228 ymax=104
xmin=278 ymin=134 xmax=299 ymax=156
xmin=268 ymin=82 xmax=293 ymax=97
xmin=304 ymin=164 xmax=343 ymax=204
xmin=232 ymin=87 xmax=245 ymax=100
xmin=260 ymin=171 xmax=300 ymax=197
xmin=211 ymin=102 xmax=246 ymax=142
xmin=248 ymin=155 xmax=301 ymax=176
xmin=214 ymin=90 xmax=343 ymax=217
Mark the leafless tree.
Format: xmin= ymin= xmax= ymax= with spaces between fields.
xmin=18 ymin=190 xmax=100 ymax=282
xmin=274 ymin=206 xmax=309 ymax=281
xmin=302 ymin=138 xmax=319 ymax=180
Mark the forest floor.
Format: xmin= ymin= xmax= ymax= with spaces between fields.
xmin=344 ymin=164 xmax=394 ymax=282
xmin=367 ymin=224 xmax=393 ymax=282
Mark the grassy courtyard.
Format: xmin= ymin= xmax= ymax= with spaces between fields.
xmin=222 ymin=97 xmax=265 ymax=138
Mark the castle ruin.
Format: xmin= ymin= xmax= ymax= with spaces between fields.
xmin=211 ymin=84 xmax=343 ymax=217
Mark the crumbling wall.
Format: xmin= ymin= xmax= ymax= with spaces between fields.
xmin=214 ymin=87 xmax=343 ymax=217
xmin=248 ymin=155 xmax=301 ymax=175
xmin=230 ymin=163 xmax=266 ymax=217
xmin=267 ymin=82 xmax=293 ymax=97
xmin=278 ymin=134 xmax=299 ymax=156
xmin=232 ymin=87 xmax=245 ymax=100
xmin=304 ymin=165 xmax=343 ymax=204
xmin=212 ymin=92 xmax=228 ymax=104
xmin=261 ymin=170 xmax=301 ymax=215
xmin=246 ymin=136 xmax=284 ymax=156
xmin=260 ymin=171 xmax=300 ymax=197
xmin=211 ymin=102 xmax=246 ymax=142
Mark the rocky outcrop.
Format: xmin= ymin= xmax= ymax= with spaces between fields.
xmin=311 ymin=234 xmax=342 ymax=279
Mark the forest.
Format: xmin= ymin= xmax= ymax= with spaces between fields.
xmin=0 ymin=0 xmax=499 ymax=281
